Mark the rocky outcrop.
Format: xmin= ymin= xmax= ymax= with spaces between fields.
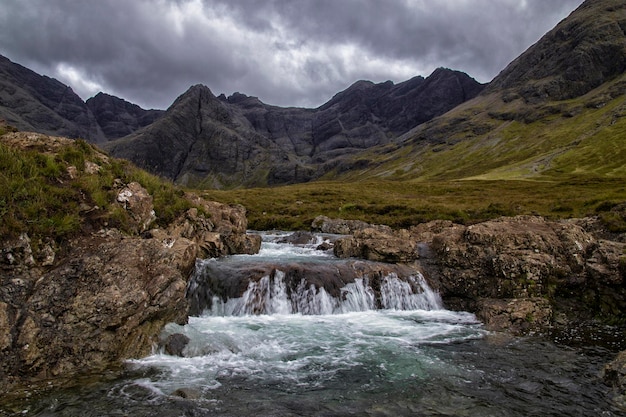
xmin=317 ymin=215 xmax=626 ymax=334
xmin=0 ymin=182 xmax=260 ymax=396
xmin=410 ymin=216 xmax=625 ymax=328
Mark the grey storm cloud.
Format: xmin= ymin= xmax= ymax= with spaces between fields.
xmin=0 ymin=0 xmax=583 ymax=110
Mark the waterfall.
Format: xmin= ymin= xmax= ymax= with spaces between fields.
xmin=186 ymin=231 xmax=443 ymax=317
xmin=201 ymin=270 xmax=442 ymax=316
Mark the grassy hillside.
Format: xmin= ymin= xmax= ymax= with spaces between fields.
xmin=329 ymin=73 xmax=626 ymax=183
xmin=0 ymin=127 xmax=194 ymax=243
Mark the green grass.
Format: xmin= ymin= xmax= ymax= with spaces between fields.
xmin=0 ymin=135 xmax=198 ymax=242
xmin=202 ymin=177 xmax=626 ymax=231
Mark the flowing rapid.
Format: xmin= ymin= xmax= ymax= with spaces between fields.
xmin=16 ymin=232 xmax=622 ymax=416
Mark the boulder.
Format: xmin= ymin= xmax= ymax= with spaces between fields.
xmin=311 ymin=215 xmax=392 ymax=235
xmin=334 ymin=228 xmax=418 ymax=263
xmin=162 ymin=333 xmax=191 ymax=357
xmin=475 ymin=298 xmax=553 ymax=334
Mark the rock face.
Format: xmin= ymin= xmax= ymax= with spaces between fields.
xmin=105 ymin=68 xmax=484 ymax=187
xmin=86 ymin=92 xmax=164 ymax=140
xmin=410 ymin=216 xmax=625 ymax=329
xmin=0 ymin=185 xmax=260 ymax=395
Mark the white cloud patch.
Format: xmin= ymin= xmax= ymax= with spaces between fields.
xmin=54 ymin=63 xmax=103 ymax=99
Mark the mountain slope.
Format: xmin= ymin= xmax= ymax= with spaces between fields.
xmin=339 ymin=0 xmax=626 ymax=183
xmin=0 ymin=54 xmax=165 ymax=142
xmin=0 ymin=54 xmax=105 ymax=142
xmin=106 ymin=68 xmax=483 ymax=187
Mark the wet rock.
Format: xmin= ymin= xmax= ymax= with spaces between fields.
xmin=278 ymin=231 xmax=316 ymax=245
xmin=187 ymin=259 xmax=424 ymax=315
xmin=603 ymin=350 xmax=626 ymax=408
xmin=171 ymin=387 xmax=202 ymax=399
xmin=162 ymin=333 xmax=191 ymax=357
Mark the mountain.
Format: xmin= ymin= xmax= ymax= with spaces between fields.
xmin=104 ymin=85 xmax=292 ymax=187
xmin=336 ymin=0 xmax=626 ymax=182
xmin=0 ymin=54 xmax=164 ymax=143
xmin=0 ymin=54 xmax=106 ymax=142
xmin=86 ymin=92 xmax=165 ymax=139
xmin=105 ymin=68 xmax=483 ymax=187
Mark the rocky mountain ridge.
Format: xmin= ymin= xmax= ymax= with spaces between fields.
xmin=105 ymin=67 xmax=483 ymax=187
xmin=0 ymin=51 xmax=485 ymax=187
xmin=338 ymin=0 xmax=626 ymax=182
xmin=0 ymin=54 xmax=164 ymax=143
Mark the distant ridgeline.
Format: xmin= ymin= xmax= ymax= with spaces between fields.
xmin=0 ymin=52 xmax=483 ymax=187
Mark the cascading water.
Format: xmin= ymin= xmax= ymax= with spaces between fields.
xmin=14 ymin=231 xmax=622 ymax=416
xmin=201 ymin=270 xmax=442 ymax=316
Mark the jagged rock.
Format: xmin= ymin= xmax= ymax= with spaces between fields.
xmin=116 ymin=182 xmax=156 ymax=233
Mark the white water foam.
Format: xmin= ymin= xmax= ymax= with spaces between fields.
xmin=129 ymin=309 xmax=483 ymax=396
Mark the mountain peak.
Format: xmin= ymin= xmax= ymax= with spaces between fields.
xmin=487 ymin=0 xmax=626 ymax=102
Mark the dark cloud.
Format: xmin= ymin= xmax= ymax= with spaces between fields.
xmin=0 ymin=0 xmax=583 ymax=109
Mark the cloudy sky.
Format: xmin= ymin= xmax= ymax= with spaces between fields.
xmin=0 ymin=0 xmax=583 ymax=110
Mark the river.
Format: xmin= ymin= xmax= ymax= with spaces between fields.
xmin=13 ymin=232 xmax=623 ymax=416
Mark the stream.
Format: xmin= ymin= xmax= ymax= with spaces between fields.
xmin=14 ymin=232 xmax=623 ymax=416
